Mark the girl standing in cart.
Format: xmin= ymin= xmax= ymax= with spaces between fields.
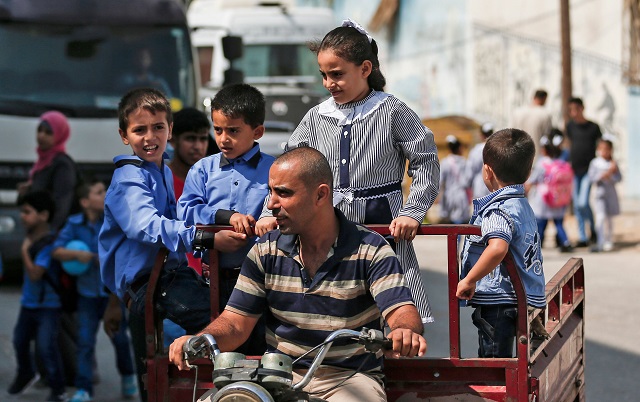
xmin=258 ymin=19 xmax=440 ymax=323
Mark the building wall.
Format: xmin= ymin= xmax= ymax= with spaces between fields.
xmin=300 ymin=0 xmax=636 ymax=197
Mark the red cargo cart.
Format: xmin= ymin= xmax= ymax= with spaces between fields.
xmin=145 ymin=224 xmax=585 ymax=401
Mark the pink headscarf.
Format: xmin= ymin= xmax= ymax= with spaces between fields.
xmin=30 ymin=111 xmax=70 ymax=177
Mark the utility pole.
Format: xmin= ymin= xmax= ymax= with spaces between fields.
xmin=623 ymin=0 xmax=640 ymax=85
xmin=560 ymin=0 xmax=572 ymax=126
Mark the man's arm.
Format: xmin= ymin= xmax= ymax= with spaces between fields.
xmin=384 ymin=304 xmax=427 ymax=358
xmin=456 ymin=237 xmax=509 ymax=300
xmin=169 ymin=310 xmax=258 ymax=371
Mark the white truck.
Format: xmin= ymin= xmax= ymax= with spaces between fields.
xmin=0 ymin=0 xmax=198 ymax=269
xmin=187 ymin=0 xmax=335 ymax=156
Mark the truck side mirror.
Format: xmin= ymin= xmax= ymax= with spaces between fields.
xmin=222 ymin=35 xmax=243 ymax=61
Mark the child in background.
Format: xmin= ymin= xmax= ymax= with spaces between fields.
xmin=52 ymin=179 xmax=137 ymax=402
xmin=526 ymin=134 xmax=574 ymax=253
xmin=439 ymin=135 xmax=471 ymax=224
xmin=178 ymin=83 xmax=274 ymax=355
xmin=163 ymin=107 xmax=214 ymax=347
xmin=257 ymin=20 xmax=440 ymax=323
xmin=465 ymin=122 xmax=494 ymax=200
xmin=588 ymin=138 xmax=622 ymax=252
xmin=457 ymin=129 xmax=546 ymax=358
xmin=98 ymin=88 xmax=225 ymax=401
xmin=9 ymin=190 xmax=66 ymax=402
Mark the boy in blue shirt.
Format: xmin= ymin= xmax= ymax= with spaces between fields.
xmin=178 ymin=83 xmax=274 ymax=355
xmin=9 ymin=190 xmax=66 ymax=402
xmin=456 ymin=128 xmax=546 ymax=358
xmin=98 ymin=88 xmax=225 ymax=400
xmin=53 ymin=179 xmax=137 ymax=402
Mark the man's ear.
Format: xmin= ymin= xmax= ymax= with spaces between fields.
xmin=119 ymin=129 xmax=129 ymax=145
xmin=316 ymin=183 xmax=331 ymax=204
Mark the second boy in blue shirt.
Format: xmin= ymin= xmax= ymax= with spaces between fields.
xmin=178 ymin=83 xmax=274 ymax=355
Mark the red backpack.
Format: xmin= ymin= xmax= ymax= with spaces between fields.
xmin=540 ymin=159 xmax=574 ymax=208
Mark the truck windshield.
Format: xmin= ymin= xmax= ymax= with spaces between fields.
xmin=0 ymin=23 xmax=195 ymax=117
xmin=237 ymin=44 xmax=323 ymax=89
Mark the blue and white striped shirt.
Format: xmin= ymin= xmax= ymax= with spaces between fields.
xmin=287 ymin=90 xmax=439 ymax=223
xmin=461 ymin=185 xmax=546 ymax=308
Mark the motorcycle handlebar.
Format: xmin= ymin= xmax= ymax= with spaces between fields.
xmin=292 ymin=327 xmax=391 ymax=391
xmin=183 ymin=334 xmax=220 ymax=362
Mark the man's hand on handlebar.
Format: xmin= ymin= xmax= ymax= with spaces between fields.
xmin=385 ymin=328 xmax=427 ymax=358
xmin=169 ymin=335 xmax=193 ymax=371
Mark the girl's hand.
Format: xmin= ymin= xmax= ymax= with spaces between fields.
xmin=255 ymin=217 xmax=277 ymax=237
xmin=389 ymin=216 xmax=420 ymax=242
xmin=229 ymin=213 xmax=256 ymax=237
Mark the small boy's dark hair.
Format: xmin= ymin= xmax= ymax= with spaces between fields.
xmin=210 ymin=84 xmax=265 ymax=128
xmin=599 ymin=138 xmax=613 ymax=149
xmin=173 ymin=107 xmax=211 ymax=137
xmin=75 ymin=177 xmax=103 ymax=200
xmin=118 ymin=88 xmax=172 ymax=133
xmin=568 ymin=97 xmax=584 ymax=107
xmin=483 ymin=128 xmax=535 ymax=185
xmin=310 ymin=26 xmax=386 ymax=92
xmin=534 ymin=89 xmax=548 ymax=100
xmin=18 ymin=190 xmax=55 ymax=223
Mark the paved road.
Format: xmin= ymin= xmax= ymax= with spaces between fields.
xmin=1 ymin=200 xmax=638 ymax=401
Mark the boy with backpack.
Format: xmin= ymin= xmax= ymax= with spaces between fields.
xmin=526 ymin=132 xmax=574 ymax=252
xmin=9 ymin=190 xmax=67 ymax=402
xmin=52 ymin=179 xmax=137 ymax=402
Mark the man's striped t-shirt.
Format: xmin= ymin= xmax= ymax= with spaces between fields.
xmin=226 ymin=209 xmax=415 ymax=372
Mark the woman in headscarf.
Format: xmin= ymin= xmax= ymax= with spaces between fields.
xmin=18 ymin=110 xmax=79 ymax=231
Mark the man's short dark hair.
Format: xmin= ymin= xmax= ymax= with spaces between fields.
xmin=275 ymin=146 xmax=333 ymax=192
xmin=18 ymin=190 xmax=55 ymax=223
xmin=534 ymin=89 xmax=548 ymax=100
xmin=173 ymin=107 xmax=211 ymax=137
xmin=211 ymin=83 xmax=265 ymax=128
xmin=483 ymin=128 xmax=535 ymax=185
xmin=568 ymin=97 xmax=584 ymax=107
xmin=118 ymin=87 xmax=172 ymax=133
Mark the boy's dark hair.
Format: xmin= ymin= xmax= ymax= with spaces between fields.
xmin=173 ymin=107 xmax=211 ymax=137
xmin=210 ymin=84 xmax=265 ymax=128
xmin=310 ymin=26 xmax=386 ymax=92
xmin=118 ymin=87 xmax=172 ymax=133
xmin=568 ymin=97 xmax=584 ymax=108
xmin=534 ymin=89 xmax=548 ymax=100
xmin=599 ymin=138 xmax=613 ymax=149
xmin=483 ymin=128 xmax=535 ymax=185
xmin=18 ymin=190 xmax=55 ymax=223
xmin=277 ymin=146 xmax=333 ymax=192
xmin=75 ymin=177 xmax=102 ymax=200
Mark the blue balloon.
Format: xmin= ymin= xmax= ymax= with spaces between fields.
xmin=61 ymin=240 xmax=91 ymax=275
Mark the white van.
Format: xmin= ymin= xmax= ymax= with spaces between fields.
xmin=188 ymin=0 xmax=334 ymax=156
